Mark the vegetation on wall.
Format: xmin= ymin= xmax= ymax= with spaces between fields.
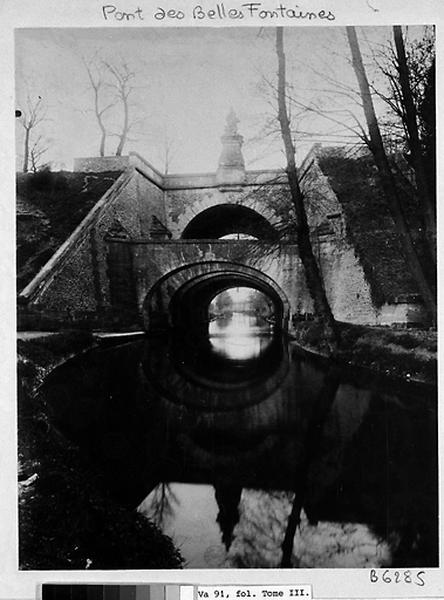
xmin=318 ymin=150 xmax=427 ymax=307
xmin=17 ymin=169 xmax=121 ymax=291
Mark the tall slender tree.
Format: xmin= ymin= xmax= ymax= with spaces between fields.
xmin=392 ymin=25 xmax=435 ymax=255
xmin=346 ymin=26 xmax=436 ymax=324
xmin=276 ymin=27 xmax=338 ymax=353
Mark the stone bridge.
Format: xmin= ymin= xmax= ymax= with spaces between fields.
xmin=19 ymin=112 xmax=416 ymax=332
xmin=110 ymin=239 xmax=297 ymax=332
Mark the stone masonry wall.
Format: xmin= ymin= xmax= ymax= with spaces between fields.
xmin=119 ymin=237 xmax=379 ymax=327
xmin=315 ymin=237 xmax=378 ymax=324
xmin=26 ymin=168 xmax=167 ymax=315
xmin=91 ymin=171 xmax=167 ymax=309
xmin=165 ymin=184 xmax=291 ymax=239
xmin=22 ymin=154 xmax=422 ymax=329
xmin=130 ymin=240 xmax=301 ymax=316
xmin=32 ymin=232 xmax=98 ymax=312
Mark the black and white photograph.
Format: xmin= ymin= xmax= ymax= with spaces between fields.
xmin=14 ymin=20 xmax=438 ymax=575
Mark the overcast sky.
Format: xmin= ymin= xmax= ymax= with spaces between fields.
xmin=15 ymin=26 xmax=426 ymax=173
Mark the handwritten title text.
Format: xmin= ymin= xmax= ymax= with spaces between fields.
xmin=101 ymin=3 xmax=336 ymax=22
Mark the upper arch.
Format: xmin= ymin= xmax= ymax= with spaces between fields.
xmin=181 ymin=204 xmax=278 ymax=240
xmin=169 ymin=192 xmax=281 ymax=238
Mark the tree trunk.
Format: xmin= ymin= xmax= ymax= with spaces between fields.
xmin=115 ymin=95 xmax=129 ymax=156
xmin=346 ymin=26 xmax=436 ymax=325
xmin=84 ymin=61 xmax=108 ymax=157
xmin=99 ymin=129 xmax=106 ymax=157
xmin=23 ymin=127 xmax=30 ymax=173
xmin=393 ymin=25 xmax=436 ymax=258
xmin=96 ymin=105 xmax=107 ymax=157
xmin=276 ymin=27 xmax=338 ymax=353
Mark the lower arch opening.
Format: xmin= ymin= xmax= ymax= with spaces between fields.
xmin=208 ymin=287 xmax=276 ymax=361
xmin=142 ymin=261 xmax=291 ymax=336
xmin=169 ymin=273 xmax=286 ymax=338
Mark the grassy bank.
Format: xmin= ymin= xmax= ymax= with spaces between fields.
xmin=292 ymin=321 xmax=436 ymax=385
xmin=18 ymin=332 xmax=184 ymax=570
xmin=18 ymin=331 xmax=96 ymax=395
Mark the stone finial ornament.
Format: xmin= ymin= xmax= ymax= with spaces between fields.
xmin=217 ymin=109 xmax=246 ymax=185
xmin=224 ymin=107 xmax=240 ymax=136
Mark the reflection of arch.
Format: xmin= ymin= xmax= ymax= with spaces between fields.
xmin=142 ymin=261 xmax=291 ymax=332
xmin=182 ymin=204 xmax=278 ymax=240
xmin=141 ymin=334 xmax=290 ymax=411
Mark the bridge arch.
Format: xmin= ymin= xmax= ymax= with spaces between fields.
xmin=173 ymin=193 xmax=280 ymax=238
xmin=181 ymin=204 xmax=278 ymax=240
xmin=142 ymin=261 xmax=291 ymax=333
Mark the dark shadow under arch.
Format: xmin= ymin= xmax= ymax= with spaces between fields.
xmin=142 ymin=261 xmax=290 ymax=333
xmin=181 ymin=204 xmax=278 ymax=240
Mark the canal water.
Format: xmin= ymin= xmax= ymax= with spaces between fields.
xmin=40 ymin=313 xmax=438 ymax=568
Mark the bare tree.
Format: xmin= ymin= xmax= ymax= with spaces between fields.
xmin=102 ymin=60 xmax=136 ymax=156
xmin=392 ymin=26 xmax=435 ymax=254
xmin=153 ymin=122 xmax=179 ymax=174
xmin=162 ymin=131 xmax=178 ymax=175
xmin=29 ymin=134 xmax=49 ymax=173
xmin=346 ymin=26 xmax=436 ymax=324
xmin=362 ymin=27 xmax=436 ymax=258
xmin=276 ymin=27 xmax=338 ymax=353
xmin=19 ymin=95 xmax=46 ymax=173
xmin=81 ymin=53 xmax=145 ymax=157
xmin=82 ymin=54 xmax=115 ymax=156
xmin=250 ymin=28 xmax=435 ymax=327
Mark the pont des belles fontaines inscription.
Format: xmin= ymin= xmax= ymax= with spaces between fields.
xmin=101 ymin=3 xmax=336 ymax=22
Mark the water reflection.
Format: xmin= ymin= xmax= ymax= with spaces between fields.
xmin=138 ymin=483 xmax=393 ymax=568
xmin=222 ymin=492 xmax=392 ymax=568
xmin=139 ymin=482 xmax=228 ymax=568
xmin=209 ymin=312 xmax=273 ymax=360
xmin=39 ymin=332 xmax=438 ymax=569
xmin=141 ymin=326 xmax=288 ymax=410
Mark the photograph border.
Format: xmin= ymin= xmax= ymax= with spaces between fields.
xmin=2 ymin=0 xmax=443 ymax=598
